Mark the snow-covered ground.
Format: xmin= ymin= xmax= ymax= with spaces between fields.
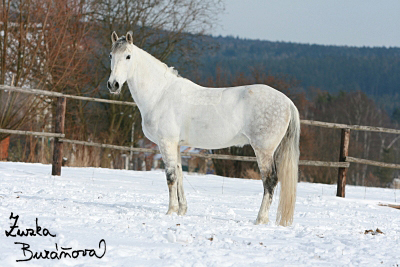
xmin=0 ymin=162 xmax=399 ymax=266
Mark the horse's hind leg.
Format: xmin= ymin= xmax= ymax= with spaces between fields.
xmin=159 ymin=140 xmax=180 ymax=215
xmin=253 ymin=147 xmax=278 ymax=225
xmin=177 ymin=146 xmax=187 ymax=215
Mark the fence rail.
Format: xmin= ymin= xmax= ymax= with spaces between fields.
xmin=1 ymin=85 xmax=400 ymax=198
xmin=0 ymin=85 xmax=137 ymax=107
xmin=346 ymin=156 xmax=400 ymax=169
xmin=0 ymin=128 xmax=65 ymax=138
xmin=301 ymin=119 xmax=400 ymax=134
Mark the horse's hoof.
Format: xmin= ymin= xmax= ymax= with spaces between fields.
xmin=255 ymin=218 xmax=269 ymax=225
xmin=166 ymin=208 xmax=178 ymax=215
xmin=178 ymin=206 xmax=187 ymax=216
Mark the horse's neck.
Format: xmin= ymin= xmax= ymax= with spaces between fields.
xmin=127 ymin=47 xmax=176 ymax=113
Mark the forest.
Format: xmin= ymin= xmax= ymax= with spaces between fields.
xmin=1 ymin=0 xmax=399 ymax=188
xmin=181 ymin=35 xmax=400 ymax=113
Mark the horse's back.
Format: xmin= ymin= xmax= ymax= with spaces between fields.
xmin=184 ymin=83 xmax=290 ymax=108
xmin=216 ymin=84 xmax=292 ymax=118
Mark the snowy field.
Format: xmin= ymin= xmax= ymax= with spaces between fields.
xmin=0 ymin=162 xmax=399 ymax=266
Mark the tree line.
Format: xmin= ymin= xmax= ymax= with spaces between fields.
xmin=185 ymin=36 xmax=400 ymax=114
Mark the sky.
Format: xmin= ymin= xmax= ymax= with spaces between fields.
xmin=213 ymin=0 xmax=400 ymax=47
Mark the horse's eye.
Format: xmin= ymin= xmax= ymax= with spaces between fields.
xmin=109 ymin=54 xmax=112 ymax=59
xmin=126 ymin=55 xmax=131 ymax=60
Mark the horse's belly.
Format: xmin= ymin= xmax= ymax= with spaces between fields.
xmin=180 ymin=119 xmax=248 ymax=149
xmin=180 ymin=133 xmax=248 ymax=149
xmin=177 ymin=100 xmax=250 ymax=149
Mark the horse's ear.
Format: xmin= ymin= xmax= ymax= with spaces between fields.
xmin=111 ymin=31 xmax=118 ymax=44
xmin=126 ymin=31 xmax=133 ymax=44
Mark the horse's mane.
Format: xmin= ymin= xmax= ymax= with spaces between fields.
xmin=112 ymin=35 xmax=180 ymax=77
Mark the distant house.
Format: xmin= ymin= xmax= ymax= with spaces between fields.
xmin=181 ymin=146 xmax=206 ymax=173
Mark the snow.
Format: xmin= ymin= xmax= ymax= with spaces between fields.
xmin=0 ymin=162 xmax=399 ymax=266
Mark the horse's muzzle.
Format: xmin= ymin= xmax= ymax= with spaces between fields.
xmin=107 ymin=80 xmax=121 ymax=94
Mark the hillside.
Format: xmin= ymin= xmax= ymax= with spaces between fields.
xmin=0 ymin=162 xmax=399 ymax=266
xmin=183 ymin=36 xmax=400 ymax=111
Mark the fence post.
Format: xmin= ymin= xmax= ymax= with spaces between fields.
xmin=52 ymin=97 xmax=66 ymax=176
xmin=337 ymin=128 xmax=350 ymax=197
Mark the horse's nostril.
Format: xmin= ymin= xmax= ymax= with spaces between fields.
xmin=107 ymin=81 xmax=111 ymax=89
xmin=115 ymin=82 xmax=119 ymax=89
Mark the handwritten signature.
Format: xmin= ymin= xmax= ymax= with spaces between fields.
xmin=5 ymin=212 xmax=106 ymax=262
xmin=14 ymin=240 xmax=106 ymax=262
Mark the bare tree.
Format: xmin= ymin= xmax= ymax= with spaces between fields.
xmin=0 ymin=0 xmax=94 ymax=164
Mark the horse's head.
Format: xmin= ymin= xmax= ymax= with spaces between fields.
xmin=107 ymin=31 xmax=134 ymax=94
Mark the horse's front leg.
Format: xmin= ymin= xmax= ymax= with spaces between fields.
xmin=159 ymin=140 xmax=180 ymax=215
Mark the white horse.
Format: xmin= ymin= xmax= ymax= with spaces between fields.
xmin=107 ymin=32 xmax=300 ymax=226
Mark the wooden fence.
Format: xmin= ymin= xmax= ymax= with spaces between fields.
xmin=1 ymin=85 xmax=400 ymax=198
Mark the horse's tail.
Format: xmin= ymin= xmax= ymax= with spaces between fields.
xmin=275 ymin=102 xmax=300 ymax=226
